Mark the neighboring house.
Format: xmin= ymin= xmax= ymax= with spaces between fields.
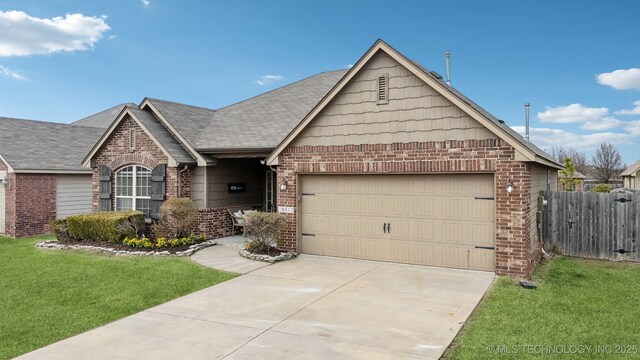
xmin=621 ymin=161 xmax=640 ymax=190
xmin=557 ymin=170 xmax=586 ymax=192
xmin=3 ymin=39 xmax=562 ymax=279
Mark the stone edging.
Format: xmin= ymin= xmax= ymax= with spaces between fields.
xmin=36 ymin=239 xmax=217 ymax=257
xmin=239 ymin=249 xmax=297 ymax=263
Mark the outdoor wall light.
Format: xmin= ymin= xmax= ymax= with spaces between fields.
xmin=2 ymin=178 xmax=10 ymax=190
xmin=506 ymin=179 xmax=514 ymax=194
xmin=279 ymin=179 xmax=288 ymax=191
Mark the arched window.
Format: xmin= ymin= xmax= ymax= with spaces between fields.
xmin=115 ymin=165 xmax=151 ymax=217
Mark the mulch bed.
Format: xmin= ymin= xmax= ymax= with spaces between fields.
xmin=249 ymin=245 xmax=289 ymax=256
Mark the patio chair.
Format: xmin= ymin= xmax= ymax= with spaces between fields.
xmin=227 ymin=209 xmax=246 ymax=237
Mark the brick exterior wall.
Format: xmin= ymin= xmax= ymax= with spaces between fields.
xmin=91 ymin=115 xmax=191 ymax=211
xmin=196 ymin=208 xmax=235 ymax=239
xmin=4 ymin=173 xmax=56 ymax=238
xmin=276 ymin=139 xmax=539 ymax=279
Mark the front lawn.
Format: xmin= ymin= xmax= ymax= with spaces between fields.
xmin=448 ymin=257 xmax=640 ymax=359
xmin=0 ymin=235 xmax=237 ymax=359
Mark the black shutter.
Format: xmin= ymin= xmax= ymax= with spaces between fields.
xmin=98 ymin=165 xmax=112 ymax=211
xmin=150 ymin=164 xmax=166 ymax=220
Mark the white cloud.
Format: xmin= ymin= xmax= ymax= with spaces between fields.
xmin=141 ymin=0 xmax=151 ymax=6
xmin=256 ymin=74 xmax=283 ymax=86
xmin=580 ymin=116 xmax=622 ymax=131
xmin=344 ymin=64 xmax=354 ymax=69
xmin=0 ymin=64 xmax=26 ymax=80
xmin=625 ymin=121 xmax=640 ymax=136
xmin=596 ymin=68 xmax=640 ymax=90
xmin=615 ymin=100 xmax=640 ymax=115
xmin=0 ymin=10 xmax=110 ymax=57
xmin=511 ymin=125 xmax=634 ymax=151
xmin=537 ymin=103 xmax=609 ymax=123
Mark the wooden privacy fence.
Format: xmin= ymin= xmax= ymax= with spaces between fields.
xmin=542 ymin=191 xmax=639 ymax=261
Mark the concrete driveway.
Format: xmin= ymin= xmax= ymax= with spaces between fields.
xmin=19 ymin=255 xmax=494 ymax=359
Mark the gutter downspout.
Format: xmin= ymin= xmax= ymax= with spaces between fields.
xmin=178 ymin=165 xmax=189 ymax=198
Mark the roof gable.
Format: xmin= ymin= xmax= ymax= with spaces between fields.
xmin=621 ymin=160 xmax=640 ymax=177
xmin=266 ymin=39 xmax=561 ymax=168
xmin=72 ymin=103 xmax=136 ymax=129
xmin=82 ymin=106 xmax=196 ymax=168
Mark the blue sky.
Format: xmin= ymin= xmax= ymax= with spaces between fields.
xmin=0 ymin=0 xmax=638 ymax=163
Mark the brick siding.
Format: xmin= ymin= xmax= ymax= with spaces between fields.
xmin=91 ymin=115 xmax=191 ymax=211
xmin=276 ymin=139 xmax=539 ymax=279
xmin=4 ymin=173 xmax=56 ymax=238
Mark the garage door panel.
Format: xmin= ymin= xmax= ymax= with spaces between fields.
xmin=300 ymin=174 xmax=495 ymax=271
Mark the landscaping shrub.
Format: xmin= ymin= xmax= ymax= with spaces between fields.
xmin=244 ymin=212 xmax=286 ymax=254
xmin=152 ymin=198 xmax=199 ymax=238
xmin=122 ymin=234 xmax=207 ymax=249
xmin=50 ymin=219 xmax=71 ymax=242
xmin=591 ymin=183 xmax=613 ymax=193
xmin=66 ymin=211 xmax=145 ymax=243
xmin=116 ymin=216 xmax=145 ymax=239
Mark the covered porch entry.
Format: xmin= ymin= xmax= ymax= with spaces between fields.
xmin=190 ymin=157 xmax=277 ymax=238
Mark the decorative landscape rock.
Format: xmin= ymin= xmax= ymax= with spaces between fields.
xmin=36 ymin=239 xmax=217 ymax=257
xmin=239 ymin=249 xmax=296 ymax=263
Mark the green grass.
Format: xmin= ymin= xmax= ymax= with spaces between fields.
xmin=0 ymin=235 xmax=237 ymax=359
xmin=448 ymin=257 xmax=640 ymax=359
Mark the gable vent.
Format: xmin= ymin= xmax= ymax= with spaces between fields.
xmin=129 ymin=129 xmax=136 ymax=149
xmin=377 ymin=74 xmax=389 ymax=104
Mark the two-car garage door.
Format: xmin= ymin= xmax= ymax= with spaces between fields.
xmin=300 ymin=174 xmax=495 ymax=271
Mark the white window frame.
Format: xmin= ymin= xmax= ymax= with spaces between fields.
xmin=115 ymin=165 xmax=151 ymax=216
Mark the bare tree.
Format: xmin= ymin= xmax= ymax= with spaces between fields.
xmin=591 ymin=142 xmax=625 ymax=183
xmin=549 ymin=146 xmax=589 ymax=174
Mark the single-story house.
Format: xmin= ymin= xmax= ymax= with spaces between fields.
xmin=2 ymin=39 xmax=562 ymax=278
xmin=0 ymin=104 xmax=133 ymax=237
xmin=557 ymin=170 xmax=586 ymax=191
xmin=621 ymin=161 xmax=640 ymax=190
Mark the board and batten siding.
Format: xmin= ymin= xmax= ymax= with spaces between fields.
xmin=529 ymin=164 xmax=556 ymax=250
xmin=190 ymin=159 xmax=265 ymax=209
xmin=56 ymin=175 xmax=93 ymax=219
xmin=190 ymin=166 xmax=206 ymax=208
xmin=623 ymin=175 xmax=638 ymax=190
xmin=292 ymin=51 xmax=497 ymax=147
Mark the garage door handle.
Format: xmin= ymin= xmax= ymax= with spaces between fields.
xmin=383 ymin=223 xmax=387 ymax=233
xmin=387 ymin=223 xmax=390 ymax=233
xmin=475 ymin=246 xmax=495 ymax=250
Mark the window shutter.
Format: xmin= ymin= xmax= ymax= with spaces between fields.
xmin=150 ymin=164 xmax=166 ymax=220
xmin=98 ymin=165 xmax=112 ymax=211
xmin=377 ymin=74 xmax=389 ymax=104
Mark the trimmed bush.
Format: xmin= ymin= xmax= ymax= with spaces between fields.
xmin=244 ymin=212 xmax=286 ymax=255
xmin=67 ymin=211 xmax=145 ymax=243
xmin=50 ymin=219 xmax=71 ymax=242
xmin=590 ymin=184 xmax=613 ymax=193
xmin=152 ymin=198 xmax=199 ymax=238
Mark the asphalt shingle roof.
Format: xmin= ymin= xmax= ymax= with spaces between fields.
xmin=621 ymin=160 xmax=640 ymax=177
xmin=145 ymin=99 xmax=215 ymax=148
xmin=73 ymin=103 xmax=134 ymax=128
xmin=126 ymin=107 xmax=197 ymax=165
xmin=194 ymin=70 xmax=347 ymax=150
xmin=0 ymin=117 xmax=103 ymax=171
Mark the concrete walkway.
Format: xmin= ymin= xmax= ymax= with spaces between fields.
xmin=191 ymin=235 xmax=271 ymax=274
xmin=19 ymin=254 xmax=494 ymax=359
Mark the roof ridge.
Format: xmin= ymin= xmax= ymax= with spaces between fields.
xmin=0 ymin=116 xmax=105 ymax=130
xmin=145 ymin=98 xmax=217 ymax=112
